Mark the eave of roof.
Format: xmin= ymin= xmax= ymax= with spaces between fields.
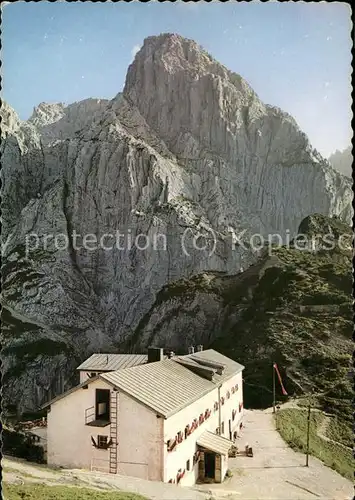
xmin=40 ymin=376 xmax=116 ymax=409
xmin=76 ymin=353 xmax=148 ymax=371
xmin=197 ymin=430 xmax=233 ymax=456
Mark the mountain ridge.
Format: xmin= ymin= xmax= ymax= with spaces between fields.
xmin=1 ymin=32 xmax=352 ymax=413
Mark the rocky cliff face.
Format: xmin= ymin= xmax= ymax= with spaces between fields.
xmin=328 ymin=146 xmax=352 ymax=178
xmin=1 ymin=33 xmax=352 ymax=412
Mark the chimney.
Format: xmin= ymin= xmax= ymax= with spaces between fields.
xmin=196 ymin=345 xmax=203 ymax=352
xmin=147 ymin=347 xmax=164 ymax=363
xmin=188 ymin=346 xmax=195 ymax=354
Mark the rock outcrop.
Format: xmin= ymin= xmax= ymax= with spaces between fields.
xmin=328 ymin=146 xmax=352 ymax=178
xmin=1 ymin=33 xmax=352 ymax=412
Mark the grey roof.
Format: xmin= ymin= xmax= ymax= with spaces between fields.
xmin=197 ymin=431 xmax=233 ymax=456
xmin=77 ymin=353 xmax=148 ymax=372
xmin=176 ymin=349 xmax=244 ymax=380
xmin=100 ymin=349 xmax=244 ymax=418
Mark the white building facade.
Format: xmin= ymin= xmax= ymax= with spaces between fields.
xmin=45 ymin=349 xmax=244 ymax=485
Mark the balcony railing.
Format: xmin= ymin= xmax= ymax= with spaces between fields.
xmin=85 ymin=406 xmax=95 ymax=425
xmin=85 ymin=406 xmax=110 ymax=427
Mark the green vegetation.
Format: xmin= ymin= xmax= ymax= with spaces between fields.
xmin=276 ymin=408 xmax=353 ymax=480
xmin=212 ymin=216 xmax=352 ymax=423
xmin=326 ymin=415 xmax=353 ymax=449
xmin=2 ymin=484 xmax=148 ymax=500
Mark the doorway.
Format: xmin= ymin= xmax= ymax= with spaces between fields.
xmin=204 ymin=452 xmax=215 ymax=479
xmin=95 ymin=389 xmax=110 ymax=421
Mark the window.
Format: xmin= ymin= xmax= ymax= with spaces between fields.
xmin=186 ymin=459 xmax=190 ymax=471
xmin=221 ymin=421 xmax=225 ymax=434
xmin=97 ymin=435 xmax=108 ymax=449
xmin=216 ymin=427 xmax=220 ymax=435
xmin=95 ymin=389 xmax=110 ymax=421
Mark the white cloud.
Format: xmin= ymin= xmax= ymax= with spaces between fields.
xmin=131 ymin=45 xmax=141 ymax=60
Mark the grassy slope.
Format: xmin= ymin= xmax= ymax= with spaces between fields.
xmin=276 ymin=408 xmax=353 ymax=480
xmin=212 ymin=216 xmax=352 ymax=419
xmin=3 ymin=484 xmax=148 ymax=500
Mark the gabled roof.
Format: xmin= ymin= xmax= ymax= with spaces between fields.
xmin=42 ymin=349 xmax=244 ymax=416
xmin=77 ymin=353 xmax=148 ymax=372
xmin=41 ymin=376 xmax=105 ymax=409
xmin=100 ymin=349 xmax=244 ymax=418
xmin=197 ymin=430 xmax=233 ymax=456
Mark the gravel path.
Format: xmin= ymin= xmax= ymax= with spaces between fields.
xmin=3 ymin=456 xmax=209 ymax=500
xmin=195 ymin=409 xmax=352 ymax=500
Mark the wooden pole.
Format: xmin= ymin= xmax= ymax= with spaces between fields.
xmin=272 ymin=363 xmax=276 ymax=414
xmin=305 ymin=402 xmax=311 ymax=466
xmin=218 ymin=385 xmax=222 ymax=431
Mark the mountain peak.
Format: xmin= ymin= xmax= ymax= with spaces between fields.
xmin=128 ymin=32 xmax=245 ymax=84
xmin=124 ymin=32 xmax=262 ymax=160
xmin=29 ymin=102 xmax=66 ymax=127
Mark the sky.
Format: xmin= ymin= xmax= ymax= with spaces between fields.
xmin=2 ymin=1 xmax=352 ymax=157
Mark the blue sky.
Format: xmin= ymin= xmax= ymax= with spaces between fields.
xmin=2 ymin=1 xmax=352 ymax=157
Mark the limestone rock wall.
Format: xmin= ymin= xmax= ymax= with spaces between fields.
xmin=1 ymin=33 xmax=352 ymax=412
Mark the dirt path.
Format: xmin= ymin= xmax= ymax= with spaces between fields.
xmin=3 ymin=456 xmax=209 ymax=500
xmin=196 ymin=409 xmax=352 ymax=500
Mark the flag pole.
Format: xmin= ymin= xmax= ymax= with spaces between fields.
xmin=272 ymin=362 xmax=276 ymax=414
xmin=305 ymin=400 xmax=311 ymax=466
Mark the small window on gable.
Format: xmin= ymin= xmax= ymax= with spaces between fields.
xmin=186 ymin=459 xmax=190 ymax=471
xmin=97 ymin=435 xmax=108 ymax=449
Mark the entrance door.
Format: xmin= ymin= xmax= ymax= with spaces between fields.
xmin=204 ymin=452 xmax=215 ymax=479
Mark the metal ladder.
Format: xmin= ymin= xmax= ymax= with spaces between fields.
xmin=109 ymin=390 xmax=118 ymax=474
